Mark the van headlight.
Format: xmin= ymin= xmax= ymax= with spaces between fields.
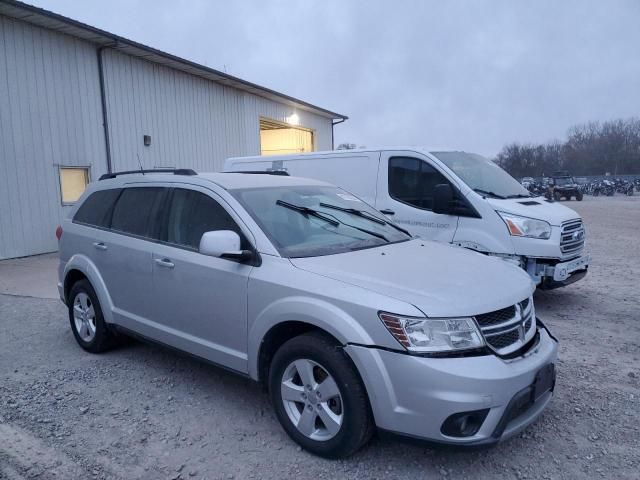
xmin=497 ymin=212 xmax=551 ymax=239
xmin=379 ymin=312 xmax=485 ymax=353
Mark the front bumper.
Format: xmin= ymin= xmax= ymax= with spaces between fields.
xmin=344 ymin=323 xmax=558 ymax=445
xmin=526 ymin=254 xmax=590 ymax=289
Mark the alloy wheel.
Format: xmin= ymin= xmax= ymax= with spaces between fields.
xmin=73 ymin=292 xmax=97 ymax=342
xmin=280 ymin=359 xmax=344 ymax=441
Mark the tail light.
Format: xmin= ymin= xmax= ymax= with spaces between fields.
xmin=55 ymin=225 xmax=63 ymax=241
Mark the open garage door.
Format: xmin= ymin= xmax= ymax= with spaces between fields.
xmin=260 ymin=117 xmax=314 ymax=156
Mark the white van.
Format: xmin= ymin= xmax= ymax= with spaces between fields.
xmin=224 ymin=149 xmax=590 ymax=289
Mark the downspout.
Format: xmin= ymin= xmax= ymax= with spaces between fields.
xmin=97 ymin=45 xmax=115 ymax=174
xmin=331 ymin=118 xmax=346 ymax=150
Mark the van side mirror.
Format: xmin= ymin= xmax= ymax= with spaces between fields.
xmin=432 ymin=184 xmax=454 ymax=215
xmin=199 ymin=230 xmax=252 ymax=261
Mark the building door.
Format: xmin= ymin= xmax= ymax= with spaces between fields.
xmin=260 ymin=117 xmax=314 ymax=156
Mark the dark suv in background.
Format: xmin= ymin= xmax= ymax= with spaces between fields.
xmin=548 ymin=172 xmax=583 ymax=201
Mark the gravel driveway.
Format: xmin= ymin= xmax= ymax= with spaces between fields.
xmin=1 ymin=195 xmax=638 ymax=480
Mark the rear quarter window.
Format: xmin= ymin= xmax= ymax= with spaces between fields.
xmin=73 ymin=189 xmax=122 ymax=228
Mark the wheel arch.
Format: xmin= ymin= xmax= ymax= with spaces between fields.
xmin=248 ymin=296 xmax=375 ymax=382
xmin=62 ymin=255 xmax=114 ymax=324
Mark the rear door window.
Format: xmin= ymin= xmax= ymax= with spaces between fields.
xmin=73 ymin=189 xmax=122 ymax=228
xmin=164 ymin=188 xmax=247 ymax=251
xmin=110 ymin=187 xmax=167 ymax=239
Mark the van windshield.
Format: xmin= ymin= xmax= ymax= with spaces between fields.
xmin=231 ymin=186 xmax=411 ymax=258
xmin=431 ymin=151 xmax=531 ymax=199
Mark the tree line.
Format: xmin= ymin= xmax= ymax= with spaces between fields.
xmin=494 ymin=117 xmax=640 ymax=178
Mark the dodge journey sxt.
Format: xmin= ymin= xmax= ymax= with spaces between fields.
xmin=57 ymin=169 xmax=557 ymax=458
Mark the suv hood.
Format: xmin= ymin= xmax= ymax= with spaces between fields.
xmin=486 ymin=197 xmax=580 ymax=226
xmin=290 ymin=239 xmax=534 ymax=318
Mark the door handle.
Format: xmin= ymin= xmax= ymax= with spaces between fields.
xmin=92 ymin=242 xmax=107 ymax=251
xmin=154 ymin=258 xmax=175 ymax=269
xmin=379 ymin=209 xmax=395 ymax=215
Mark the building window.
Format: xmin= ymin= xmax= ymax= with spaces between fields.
xmin=59 ymin=167 xmax=89 ymax=204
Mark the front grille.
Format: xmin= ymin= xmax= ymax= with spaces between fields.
xmin=488 ymin=329 xmax=520 ymax=350
xmin=474 ymin=298 xmax=535 ymax=355
xmin=560 ymin=219 xmax=585 ymax=255
xmin=475 ymin=306 xmax=516 ymax=327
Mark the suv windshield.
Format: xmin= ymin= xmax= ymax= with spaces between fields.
xmin=431 ymin=151 xmax=531 ymax=198
xmin=554 ymin=177 xmax=575 ymax=186
xmin=231 ymin=186 xmax=411 ymax=258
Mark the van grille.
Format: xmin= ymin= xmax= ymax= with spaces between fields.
xmin=560 ymin=219 xmax=585 ymax=256
xmin=474 ymin=298 xmax=535 ymax=355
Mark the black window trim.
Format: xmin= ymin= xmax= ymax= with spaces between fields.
xmin=387 ymin=156 xmax=480 ymax=218
xmin=72 ymin=184 xmax=261 ymax=265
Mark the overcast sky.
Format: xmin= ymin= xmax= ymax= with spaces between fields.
xmin=30 ymin=0 xmax=640 ymax=156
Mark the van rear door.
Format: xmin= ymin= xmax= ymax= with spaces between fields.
xmin=375 ymin=151 xmax=459 ymax=242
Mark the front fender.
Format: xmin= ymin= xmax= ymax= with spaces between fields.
xmin=247 ymin=296 xmax=374 ymax=379
xmin=63 ymin=255 xmax=115 ymax=325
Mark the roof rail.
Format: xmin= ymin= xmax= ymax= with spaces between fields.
xmin=227 ymin=170 xmax=290 ymax=176
xmin=99 ymin=168 xmax=197 ymax=180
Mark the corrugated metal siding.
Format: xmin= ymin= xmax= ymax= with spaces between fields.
xmin=102 ymin=50 xmax=332 ymax=173
xmin=103 ymin=49 xmax=252 ymax=172
xmin=0 ymin=16 xmax=106 ymax=259
xmin=0 ymin=15 xmax=334 ymax=259
xmin=243 ymin=94 xmax=332 ymax=154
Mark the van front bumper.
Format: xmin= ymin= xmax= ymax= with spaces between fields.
xmin=344 ymin=324 xmax=558 ymax=445
xmin=525 ymin=254 xmax=590 ymax=289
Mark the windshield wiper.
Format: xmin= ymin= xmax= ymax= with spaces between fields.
xmin=505 ymin=193 xmax=531 ymax=199
xmin=277 ymin=200 xmax=388 ymax=242
xmin=341 ymin=224 xmax=388 ymax=242
xmin=473 ymin=188 xmax=506 ymax=199
xmin=319 ymin=202 xmax=411 ymax=237
xmin=319 ymin=202 xmax=385 ymax=224
xmin=276 ymin=200 xmax=339 ymax=226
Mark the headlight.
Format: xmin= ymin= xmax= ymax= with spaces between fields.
xmin=379 ymin=312 xmax=485 ymax=353
xmin=497 ymin=212 xmax=551 ymax=239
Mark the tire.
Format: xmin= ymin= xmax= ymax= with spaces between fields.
xmin=268 ymin=332 xmax=374 ymax=458
xmin=67 ymin=279 xmax=115 ymax=353
xmin=553 ymin=191 xmax=561 ymax=201
xmin=576 ymin=192 xmax=583 ymax=201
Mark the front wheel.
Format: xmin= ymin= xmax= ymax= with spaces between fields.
xmin=576 ymin=191 xmax=583 ymax=201
xmin=269 ymin=332 xmax=374 ymax=458
xmin=553 ymin=191 xmax=562 ymax=201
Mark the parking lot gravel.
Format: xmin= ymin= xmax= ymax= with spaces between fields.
xmin=1 ymin=195 xmax=639 ymax=480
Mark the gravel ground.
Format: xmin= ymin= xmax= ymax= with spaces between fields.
xmin=1 ymin=195 xmax=639 ymax=480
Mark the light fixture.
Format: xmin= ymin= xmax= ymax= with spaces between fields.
xmin=286 ymin=113 xmax=300 ymax=125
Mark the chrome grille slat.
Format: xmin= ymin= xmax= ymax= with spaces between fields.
xmin=483 ymin=323 xmax=521 ymax=337
xmin=474 ymin=298 xmax=535 ymax=355
xmin=560 ymin=219 xmax=585 ymax=255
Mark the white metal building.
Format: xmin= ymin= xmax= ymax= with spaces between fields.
xmin=0 ymin=0 xmax=346 ymax=260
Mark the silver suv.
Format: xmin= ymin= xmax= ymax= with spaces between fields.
xmin=57 ymin=169 xmax=558 ymax=458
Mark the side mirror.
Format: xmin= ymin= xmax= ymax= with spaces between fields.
xmin=199 ymin=230 xmax=252 ymax=261
xmin=432 ymin=184 xmax=454 ymax=214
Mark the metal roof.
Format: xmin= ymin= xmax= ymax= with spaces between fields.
xmin=0 ymin=0 xmax=347 ymax=120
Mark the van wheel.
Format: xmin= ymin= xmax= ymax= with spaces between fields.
xmin=68 ymin=280 xmax=115 ymax=353
xmin=268 ymin=332 xmax=374 ymax=458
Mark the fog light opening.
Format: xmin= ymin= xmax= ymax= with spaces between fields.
xmin=441 ymin=409 xmax=490 ymax=438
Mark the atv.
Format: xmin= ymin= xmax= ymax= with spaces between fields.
xmin=548 ymin=174 xmax=583 ymax=201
